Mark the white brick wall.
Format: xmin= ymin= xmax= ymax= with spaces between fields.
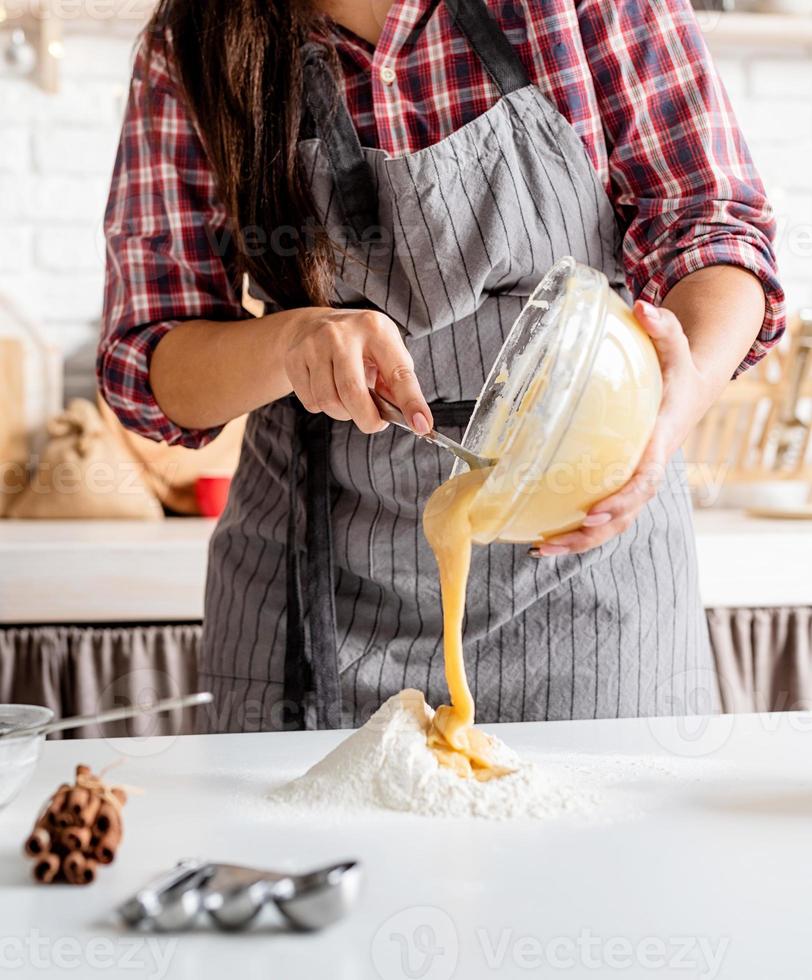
xmin=33 ymin=125 xmax=120 ymax=175
xmin=715 ymin=40 xmax=812 ymax=314
xmin=36 ymin=226 xmax=105 ymax=272
xmin=0 ymin=227 xmax=34 ymax=274
xmin=0 ymin=21 xmax=810 ymax=404
xmin=0 ymin=21 xmax=135 ymax=398
xmin=0 ymin=127 xmax=31 ymax=174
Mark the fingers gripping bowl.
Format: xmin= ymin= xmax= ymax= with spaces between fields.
xmin=453 ymin=256 xmax=663 ymax=544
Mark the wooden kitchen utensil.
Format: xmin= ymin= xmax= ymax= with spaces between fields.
xmin=0 ymin=292 xmax=63 ymax=456
xmin=684 ymin=311 xmax=812 ymax=503
xmin=0 ymin=338 xmax=27 ymax=515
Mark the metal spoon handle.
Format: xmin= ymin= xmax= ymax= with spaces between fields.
xmin=118 ymin=859 xmax=212 ymax=927
xmin=369 ymin=390 xmax=493 ymax=471
xmin=1 ymin=691 xmax=213 ymax=741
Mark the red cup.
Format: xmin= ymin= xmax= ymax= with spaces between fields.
xmin=195 ymin=475 xmax=232 ymax=518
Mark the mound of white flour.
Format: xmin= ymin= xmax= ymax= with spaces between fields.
xmin=268 ymin=690 xmax=628 ymax=821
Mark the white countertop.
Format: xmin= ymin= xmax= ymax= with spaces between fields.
xmin=691 ymin=508 xmax=812 ymax=608
xmin=3 ymin=712 xmax=812 ymax=978
xmin=0 ymin=509 xmax=809 ymax=624
xmin=0 ymin=519 xmax=216 ymax=625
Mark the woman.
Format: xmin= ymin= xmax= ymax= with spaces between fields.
xmin=100 ymin=0 xmax=783 ymax=734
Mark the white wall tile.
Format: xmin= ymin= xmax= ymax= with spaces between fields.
xmin=0 ymin=127 xmax=31 ymax=174
xmin=38 ymin=80 xmax=127 ymax=126
xmin=0 ymin=80 xmax=40 ymax=123
xmin=736 ymin=99 xmax=812 ymax=144
xmin=59 ymin=33 xmax=138 ymax=80
xmin=783 ymin=277 xmax=812 ymax=312
xmin=33 ymin=125 xmax=119 ymax=177
xmin=750 ymin=141 xmax=812 ymax=192
xmin=714 ymin=58 xmax=748 ymax=97
xmin=0 ymin=76 xmax=125 ymax=126
xmin=0 ymin=275 xmax=42 ymax=323
xmin=750 ymin=57 xmax=812 ymax=98
xmin=0 ymin=226 xmax=34 ymax=275
xmin=41 ymin=320 xmax=101 ymax=358
xmin=37 ymin=272 xmax=106 ymax=323
xmin=0 ymin=174 xmax=110 ymax=223
xmin=36 ymin=226 xmax=105 ymax=272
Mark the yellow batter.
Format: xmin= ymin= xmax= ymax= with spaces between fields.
xmin=421 ymin=292 xmax=661 ymax=780
xmin=423 ymin=466 xmax=512 ymax=780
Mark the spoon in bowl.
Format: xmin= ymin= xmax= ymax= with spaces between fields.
xmin=0 ymin=692 xmax=213 ymax=741
xmin=369 ymin=390 xmax=495 ymax=471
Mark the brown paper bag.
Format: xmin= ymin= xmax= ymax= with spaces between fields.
xmin=8 ymin=399 xmax=163 ymax=520
xmin=98 ymin=395 xmax=246 ymax=515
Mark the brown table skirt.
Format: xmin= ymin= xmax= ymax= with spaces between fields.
xmin=0 ymin=625 xmax=202 ymax=738
xmin=706 ymin=607 xmax=812 ymax=714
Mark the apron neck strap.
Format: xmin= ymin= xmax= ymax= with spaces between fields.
xmin=302 ymin=43 xmax=378 ymax=241
xmin=444 ymin=0 xmax=531 ymax=96
xmin=300 ymin=1 xmax=531 ymax=238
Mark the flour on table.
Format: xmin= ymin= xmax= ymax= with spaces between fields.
xmin=266 ymin=690 xmax=702 ymax=821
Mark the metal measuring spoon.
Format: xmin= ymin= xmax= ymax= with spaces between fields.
xmin=269 ymin=861 xmax=363 ymax=932
xmin=201 ymin=863 xmax=275 ymax=931
xmin=204 ymin=861 xmax=363 ymax=932
xmin=118 ymin=859 xmax=215 ymax=932
xmin=369 ymin=390 xmax=495 ymax=471
xmin=118 ymin=859 xmax=362 ymax=933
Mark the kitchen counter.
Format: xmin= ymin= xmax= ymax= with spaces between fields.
xmin=1 ymin=509 xmax=810 ymax=623
xmin=3 ymin=711 xmax=812 ymax=978
xmin=691 ymin=508 xmax=812 ymax=608
xmin=0 ymin=519 xmax=216 ymax=624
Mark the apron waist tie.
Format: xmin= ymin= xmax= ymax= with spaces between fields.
xmin=429 ymin=401 xmax=477 ymax=428
xmin=283 ymin=397 xmax=476 ymax=730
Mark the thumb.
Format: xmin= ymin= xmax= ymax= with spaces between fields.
xmin=633 ymin=300 xmax=689 ymax=373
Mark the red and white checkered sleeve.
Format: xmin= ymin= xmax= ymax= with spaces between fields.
xmin=98 ymin=38 xmax=247 ymax=447
xmin=578 ymin=0 xmax=785 ymax=375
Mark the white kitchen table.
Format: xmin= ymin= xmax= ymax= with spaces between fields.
xmin=2 ymin=711 xmax=812 ymax=979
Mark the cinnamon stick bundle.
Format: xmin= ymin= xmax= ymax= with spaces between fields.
xmin=22 ymin=765 xmax=127 ymax=885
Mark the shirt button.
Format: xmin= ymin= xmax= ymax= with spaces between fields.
xmin=380 ymin=66 xmax=396 ymax=86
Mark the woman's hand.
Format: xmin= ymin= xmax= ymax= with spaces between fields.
xmin=530 ymin=299 xmax=716 ymax=559
xmin=284 ymin=307 xmax=433 ymax=435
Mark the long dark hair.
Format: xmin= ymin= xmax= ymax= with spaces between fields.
xmin=144 ymin=0 xmax=336 ymax=309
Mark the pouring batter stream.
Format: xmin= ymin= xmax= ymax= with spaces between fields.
xmin=423 ymin=467 xmax=515 ymax=781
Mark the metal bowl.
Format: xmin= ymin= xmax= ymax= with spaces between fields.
xmin=0 ymin=704 xmax=53 ymax=811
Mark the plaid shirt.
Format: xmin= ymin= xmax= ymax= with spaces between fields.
xmin=100 ymin=0 xmax=784 ymax=448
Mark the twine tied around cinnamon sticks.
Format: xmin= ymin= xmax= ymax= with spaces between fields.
xmin=23 ymin=765 xmax=128 ymax=885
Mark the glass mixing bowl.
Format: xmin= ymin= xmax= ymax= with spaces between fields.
xmin=0 ymin=704 xmax=53 ymax=811
xmin=455 ymin=257 xmax=662 ymax=544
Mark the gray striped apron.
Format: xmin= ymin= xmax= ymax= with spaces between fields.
xmin=200 ymin=0 xmax=717 ymax=734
